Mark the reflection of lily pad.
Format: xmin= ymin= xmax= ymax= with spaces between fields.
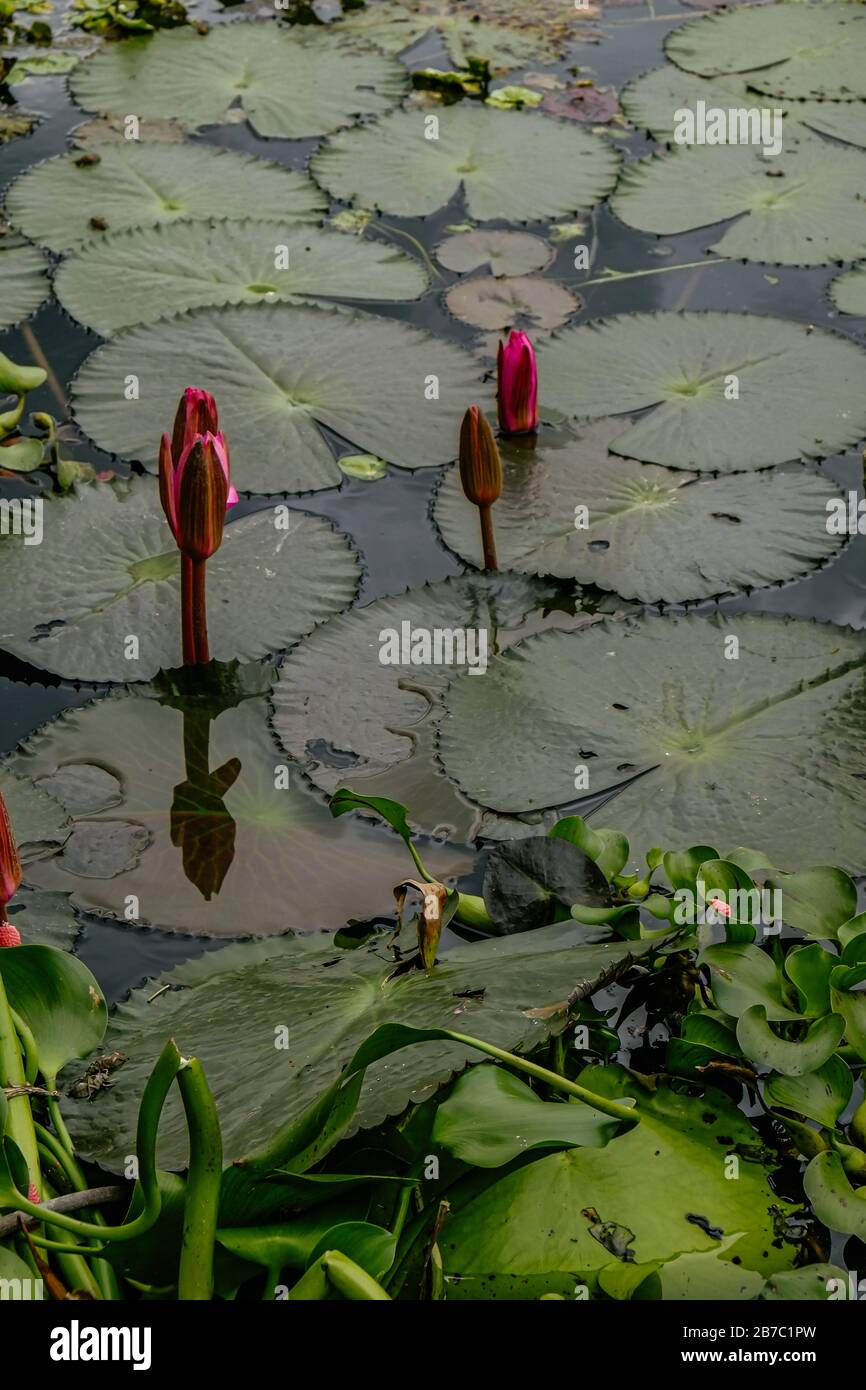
xmin=56 ymin=221 xmax=427 ymax=335
xmin=6 ymin=144 xmax=325 ymax=254
xmin=433 ymin=425 xmax=844 ymax=602
xmin=436 ymin=230 xmax=553 ymax=277
xmin=0 ymin=477 xmax=361 ymax=681
xmin=536 ymin=312 xmax=866 ymax=471
xmin=0 ymin=768 xmax=71 ymax=863
xmin=14 ymin=693 xmax=469 ymax=937
xmin=72 ymin=304 xmax=489 ymax=493
xmin=272 ymin=574 xmax=586 ymax=841
xmin=311 ymin=107 xmax=620 ymax=221
xmin=542 ymin=86 xmax=620 ymax=124
xmin=0 ymin=238 xmax=49 ymax=330
xmin=445 ymin=274 xmax=577 ymax=332
xmin=5 ymin=888 xmax=80 ymax=952
xmin=64 ymin=919 xmax=647 ymax=1166
xmin=71 ymin=22 xmax=408 ymax=138
xmin=439 ymin=613 xmax=866 ymax=870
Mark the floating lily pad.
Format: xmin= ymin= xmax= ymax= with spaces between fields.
xmin=829 ymin=265 xmax=866 ymax=316
xmin=436 ymin=230 xmax=554 ymax=277
xmin=536 ymin=312 xmax=866 ymax=471
xmin=612 ymin=135 xmax=866 ymax=267
xmin=6 ymin=144 xmax=326 ymax=254
xmin=439 ymin=613 xmax=866 ymax=871
xmin=70 ymin=21 xmax=408 ymax=139
xmin=5 ymin=888 xmax=80 ymax=951
xmin=311 ymin=107 xmax=620 ymax=222
xmin=272 ymin=573 xmax=585 ymax=842
xmin=542 ymin=85 xmax=620 ymax=124
xmin=333 ymin=0 xmax=582 ymax=69
xmin=445 ymin=273 xmax=577 ymax=333
xmin=0 ymin=768 xmax=70 ymax=863
xmin=71 ymin=304 xmax=489 ymax=493
xmin=0 ymin=112 xmax=39 ymax=144
xmin=55 ymin=221 xmax=428 ymax=335
xmin=62 ymin=920 xmax=648 ymax=1167
xmin=13 ymin=691 xmax=470 ymax=939
xmin=72 ymin=116 xmax=187 ymax=146
xmin=666 ymin=2 xmax=866 ymax=100
xmin=433 ymin=425 xmax=843 ymax=602
xmin=0 ymin=477 xmax=361 ymax=681
xmin=0 ymin=238 xmax=49 ymax=329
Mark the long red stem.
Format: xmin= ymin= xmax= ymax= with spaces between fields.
xmin=181 ymin=554 xmax=196 ymax=665
xmin=192 ymin=558 xmax=209 ymax=664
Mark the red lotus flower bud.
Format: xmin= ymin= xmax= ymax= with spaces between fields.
xmin=0 ymin=788 xmax=22 ymax=912
xmin=175 ymin=435 xmax=229 ymax=562
xmin=459 ymin=406 xmax=502 ymax=508
xmin=171 ymin=387 xmax=219 ymax=464
xmin=497 ymin=329 xmax=539 ymax=436
xmin=0 ymin=922 xmax=21 ymax=947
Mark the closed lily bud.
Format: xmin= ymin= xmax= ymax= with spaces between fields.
xmin=171 ymin=386 xmax=219 ymax=462
xmin=175 ymin=435 xmax=229 ymax=562
xmin=459 ymin=406 xmax=502 ymax=507
xmin=159 ymin=387 xmax=238 ymax=546
xmin=0 ymin=787 xmax=22 ymax=910
xmin=497 ymin=329 xmax=539 ymax=436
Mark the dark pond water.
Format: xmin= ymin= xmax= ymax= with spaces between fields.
xmin=1 ymin=0 xmax=865 ymax=1007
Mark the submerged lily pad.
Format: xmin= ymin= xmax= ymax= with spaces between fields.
xmin=71 ymin=304 xmax=489 ymax=493
xmin=829 ymin=265 xmax=866 ymax=316
xmin=13 ymin=692 xmax=469 ymax=938
xmin=6 ymin=144 xmax=326 ymax=254
xmin=62 ymin=920 xmax=648 ymax=1167
xmin=436 ymin=230 xmax=554 ymax=277
xmin=439 ymin=613 xmax=866 ymax=870
xmin=445 ymin=274 xmax=577 ymax=333
xmin=55 ymin=221 xmax=428 ymax=335
xmin=611 ymin=135 xmax=866 ymax=266
xmin=0 ymin=768 xmax=71 ymax=862
xmin=70 ymin=21 xmax=408 ymax=139
xmin=272 ymin=573 xmax=585 ymax=842
xmin=536 ymin=312 xmax=866 ymax=471
xmin=433 ymin=424 xmax=843 ymax=602
xmin=333 ymin=0 xmax=583 ymax=69
xmin=0 ymin=477 xmax=361 ymax=681
xmin=0 ymin=238 xmax=49 ymax=329
xmin=311 ymin=107 xmax=620 ymax=222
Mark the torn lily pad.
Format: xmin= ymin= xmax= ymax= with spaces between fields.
xmin=0 ymin=237 xmax=49 ymax=330
xmin=332 ymin=0 xmax=584 ymax=69
xmin=436 ymin=230 xmax=554 ymax=278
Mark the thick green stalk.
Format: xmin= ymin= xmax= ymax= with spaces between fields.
xmin=35 ymin=1121 xmax=121 ymax=1300
xmin=0 ymin=973 xmax=40 ymax=1194
xmin=176 ymin=1057 xmax=222 ymax=1301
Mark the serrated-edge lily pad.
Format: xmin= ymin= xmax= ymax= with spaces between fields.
xmin=311 ymin=106 xmax=620 ymax=222
xmin=436 ymin=229 xmax=554 ymax=277
xmin=829 ymin=264 xmax=866 ymax=317
xmin=71 ymin=303 xmax=490 ymax=494
xmin=5 ymin=144 xmax=326 ymax=254
xmin=55 ymin=220 xmax=429 ymax=336
xmin=0 ymin=767 xmax=71 ymax=863
xmin=536 ymin=312 xmax=866 ymax=471
xmin=433 ymin=423 xmax=845 ymax=602
xmin=0 ymin=238 xmax=49 ymax=329
xmin=70 ymin=21 xmax=409 ymax=139
xmin=438 ymin=613 xmax=866 ymax=870
xmin=0 ymin=477 xmax=361 ymax=681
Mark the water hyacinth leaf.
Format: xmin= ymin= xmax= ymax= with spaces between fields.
xmin=764 ymin=1055 xmax=853 ymax=1128
xmin=548 ymin=816 xmax=629 ymax=882
xmin=784 ymin=944 xmax=837 ymax=1018
xmin=5 ymin=145 xmax=326 ymax=254
xmin=666 ymin=1011 xmax=744 ymax=1080
xmin=445 ymin=275 xmax=577 ymax=333
xmin=12 ymin=694 xmax=466 ymax=938
xmin=736 ymin=1006 xmax=844 ymax=1078
xmin=0 ymin=769 xmax=70 ymax=863
xmin=55 ymin=221 xmax=429 ymax=336
xmin=665 ymin=2 xmax=866 ymax=100
xmin=63 ymin=922 xmax=651 ymax=1168
xmin=337 ymin=454 xmax=387 ymax=482
xmin=765 ymin=866 xmax=858 ymax=941
xmin=536 ymin=313 xmax=866 ymax=471
xmin=4 ymin=888 xmax=80 ymax=951
xmin=803 ymin=1151 xmax=866 ymax=1239
xmin=273 ymin=572 xmax=581 ymax=841
xmin=840 ymin=915 xmax=866 ymax=954
xmin=830 ymin=986 xmax=866 ymax=1062
xmin=436 ymin=230 xmax=554 ymax=277
xmin=443 ymin=1065 xmax=798 ymax=1296
xmin=432 ymin=1064 xmax=632 ymax=1168
xmin=482 ymin=835 xmax=610 ymax=934
xmin=439 ymin=613 xmax=866 ymax=870
xmin=72 ymin=305 xmax=488 ymax=493
xmin=631 ymin=1241 xmax=766 ymax=1302
xmin=662 ymin=847 xmax=718 ymax=892
xmin=701 ymin=944 xmax=801 ymax=1022
xmin=0 ymin=438 xmax=44 ymax=473
xmin=215 ymin=1208 xmax=361 ymax=1273
xmin=311 ymin=107 xmax=620 ymax=222
xmin=611 ymin=136 xmax=866 ymax=267
xmin=0 ymin=239 xmax=49 ymax=329
xmin=0 ymin=945 xmax=106 ymax=1084
xmin=0 ymin=478 xmax=360 ymax=681
xmin=761 ymin=1264 xmax=848 ymax=1301
xmin=305 ymin=1222 xmax=397 ymax=1282
xmin=70 ymin=22 xmax=408 ymax=138
xmin=0 ymin=1245 xmax=45 ymax=1297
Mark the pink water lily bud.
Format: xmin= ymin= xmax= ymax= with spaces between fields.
xmin=497 ymin=329 xmax=539 ymax=436
xmin=160 ymin=388 xmax=238 ymax=545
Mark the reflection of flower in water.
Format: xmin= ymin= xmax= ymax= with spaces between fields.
xmin=170 ymin=706 xmax=241 ymax=901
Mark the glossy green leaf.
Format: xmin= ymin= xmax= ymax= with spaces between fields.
xmin=736 ymin=1006 xmax=844 ymax=1077
xmin=785 ymin=943 xmax=837 ymax=1018
xmin=766 ymin=866 xmax=858 ymax=941
xmin=0 ymin=945 xmax=107 ymax=1085
xmin=830 ymin=985 xmax=866 ymax=1061
xmin=482 ymin=835 xmax=610 ymax=934
xmin=764 ymin=1055 xmax=853 ymax=1127
xmin=803 ymin=1151 xmax=866 ymax=1239
xmin=701 ymin=944 xmax=801 ymax=1022
xmin=548 ymin=816 xmax=629 ymax=882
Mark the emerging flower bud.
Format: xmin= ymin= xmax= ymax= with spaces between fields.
xmin=175 ymin=436 xmax=230 ymax=562
xmin=497 ymin=329 xmax=539 ymax=436
xmin=159 ymin=387 xmax=238 ymax=549
xmin=459 ymin=406 xmax=502 ymax=508
xmin=0 ymin=787 xmax=22 ymax=912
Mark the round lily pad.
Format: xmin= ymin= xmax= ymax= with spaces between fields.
xmin=436 ymin=230 xmax=554 ymax=277
xmin=70 ymin=21 xmax=408 ymax=139
xmin=535 ymin=311 xmax=866 ymax=471
xmin=433 ymin=424 xmax=845 ymax=602
xmin=0 ymin=477 xmax=361 ymax=681
xmin=445 ymin=274 xmax=577 ymax=332
xmin=71 ymin=303 xmax=490 ymax=493
xmin=311 ymin=106 xmax=620 ymax=222
xmin=830 ymin=265 xmax=866 ymax=316
xmin=5 ymin=143 xmax=326 ymax=254
xmin=611 ymin=133 xmax=866 ymax=266
xmin=0 ymin=238 xmax=49 ymax=329
xmin=55 ymin=221 xmax=428 ymax=336
xmin=439 ymin=613 xmax=866 ymax=871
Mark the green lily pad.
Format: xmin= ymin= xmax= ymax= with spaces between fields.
xmin=55 ymin=220 xmax=428 ymax=336
xmin=445 ymin=274 xmax=577 ymax=333
xmin=765 ymin=1055 xmax=853 ymax=1128
xmin=761 ymin=1263 xmax=849 ymax=1300
xmin=736 ymin=1006 xmax=844 ymax=1077
xmin=0 ymin=768 xmax=71 ymax=863
xmin=63 ymin=921 xmax=649 ymax=1168
xmin=0 ymin=477 xmax=361 ymax=681
xmin=311 ymin=106 xmax=620 ymax=222
xmin=70 ymin=21 xmax=408 ymax=139
xmin=611 ymin=135 xmax=866 ymax=267
xmin=272 ymin=573 xmax=585 ymax=842
xmin=666 ymin=2 xmax=866 ymax=100
xmin=436 ymin=230 xmax=554 ymax=277
xmin=5 ymin=144 xmax=326 ymax=254
xmin=0 ymin=238 xmax=49 ymax=330
xmin=333 ymin=0 xmax=580 ymax=69
xmin=438 ymin=613 xmax=866 ymax=870
xmin=12 ymin=690 xmax=468 ymax=938
xmin=4 ymin=888 xmax=80 ymax=951
xmin=536 ymin=312 xmax=866 ymax=471
xmin=830 ymin=265 xmax=866 ymax=316
xmin=0 ymin=112 xmax=39 ymax=144
xmin=433 ymin=424 xmax=843 ymax=601
xmin=71 ymin=304 xmax=488 ymax=493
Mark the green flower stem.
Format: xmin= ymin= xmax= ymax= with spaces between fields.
xmin=455 ymin=892 xmax=493 ymax=929
xmin=35 ymin=1120 xmax=121 ymax=1300
xmin=10 ymin=1008 xmax=39 ymax=1085
xmin=176 ymin=1057 xmax=222 ymax=1301
xmin=0 ymin=973 xmax=40 ymax=1195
